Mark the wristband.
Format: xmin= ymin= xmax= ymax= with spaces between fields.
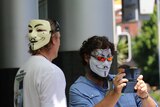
xmin=139 ymin=95 xmax=149 ymax=100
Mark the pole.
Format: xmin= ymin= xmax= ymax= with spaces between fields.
xmin=157 ymin=0 xmax=160 ymax=88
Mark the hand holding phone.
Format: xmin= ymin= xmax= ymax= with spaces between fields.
xmin=122 ymin=67 xmax=141 ymax=93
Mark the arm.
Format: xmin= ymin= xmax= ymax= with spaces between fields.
xmin=141 ymin=96 xmax=158 ymax=107
xmin=135 ymin=75 xmax=158 ymax=107
xmin=94 ymin=89 xmax=121 ymax=107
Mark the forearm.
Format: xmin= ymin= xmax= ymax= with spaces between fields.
xmin=94 ymin=90 xmax=121 ymax=107
xmin=141 ymin=95 xmax=157 ymax=107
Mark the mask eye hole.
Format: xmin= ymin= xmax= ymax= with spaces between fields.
xmin=91 ymin=55 xmax=106 ymax=62
xmin=37 ymin=29 xmax=46 ymax=32
xmin=29 ymin=29 xmax=32 ymax=33
xmin=106 ymin=54 xmax=113 ymax=62
xmin=97 ymin=56 xmax=106 ymax=62
xmin=107 ymin=56 xmax=113 ymax=62
xmin=91 ymin=49 xmax=113 ymax=62
xmin=91 ymin=55 xmax=113 ymax=62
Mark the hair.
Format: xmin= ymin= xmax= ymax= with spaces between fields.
xmin=28 ymin=19 xmax=60 ymax=55
xmin=79 ymin=35 xmax=115 ymax=65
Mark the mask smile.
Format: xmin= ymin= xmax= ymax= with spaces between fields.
xmin=96 ymin=65 xmax=109 ymax=69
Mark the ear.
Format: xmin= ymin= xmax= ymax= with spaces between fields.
xmin=51 ymin=33 xmax=58 ymax=45
xmin=50 ymin=35 xmax=55 ymax=45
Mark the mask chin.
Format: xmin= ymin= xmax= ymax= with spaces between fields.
xmin=89 ymin=70 xmax=108 ymax=80
xmin=89 ymin=56 xmax=111 ymax=77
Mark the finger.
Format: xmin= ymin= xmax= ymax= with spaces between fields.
xmin=137 ymin=75 xmax=143 ymax=81
xmin=119 ymin=78 xmax=128 ymax=84
xmin=114 ymin=73 xmax=126 ymax=82
xmin=135 ymin=80 xmax=145 ymax=90
xmin=139 ymin=86 xmax=147 ymax=92
xmin=139 ymin=82 xmax=147 ymax=91
xmin=118 ymin=68 xmax=125 ymax=73
xmin=119 ymin=83 xmax=127 ymax=88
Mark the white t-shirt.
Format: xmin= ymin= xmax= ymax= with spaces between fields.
xmin=14 ymin=56 xmax=67 ymax=107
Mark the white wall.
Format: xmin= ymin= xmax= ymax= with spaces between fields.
xmin=53 ymin=0 xmax=116 ymax=51
xmin=0 ymin=0 xmax=39 ymax=68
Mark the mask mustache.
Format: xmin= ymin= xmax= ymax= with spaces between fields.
xmin=96 ymin=65 xmax=109 ymax=69
xmin=30 ymin=37 xmax=45 ymax=43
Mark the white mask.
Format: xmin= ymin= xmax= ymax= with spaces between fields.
xmin=89 ymin=49 xmax=113 ymax=77
xmin=28 ymin=19 xmax=51 ymax=50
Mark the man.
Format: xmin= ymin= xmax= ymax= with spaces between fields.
xmin=14 ymin=19 xmax=67 ymax=107
xmin=69 ymin=35 xmax=158 ymax=107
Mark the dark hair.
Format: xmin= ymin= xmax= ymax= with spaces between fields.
xmin=48 ymin=19 xmax=60 ymax=33
xmin=79 ymin=35 xmax=115 ymax=65
xmin=29 ymin=19 xmax=60 ymax=55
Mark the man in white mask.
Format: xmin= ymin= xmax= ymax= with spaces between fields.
xmin=90 ymin=48 xmax=113 ymax=77
xmin=69 ymin=35 xmax=158 ymax=107
xmin=14 ymin=19 xmax=67 ymax=107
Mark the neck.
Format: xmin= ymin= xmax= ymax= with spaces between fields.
xmin=86 ymin=72 xmax=105 ymax=87
xmin=39 ymin=51 xmax=52 ymax=61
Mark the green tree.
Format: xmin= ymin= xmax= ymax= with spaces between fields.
xmin=117 ymin=35 xmax=129 ymax=65
xmin=132 ymin=6 xmax=159 ymax=86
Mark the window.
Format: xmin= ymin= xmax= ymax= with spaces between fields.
xmin=39 ymin=0 xmax=48 ymax=19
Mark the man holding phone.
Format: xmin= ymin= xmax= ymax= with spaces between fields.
xmin=69 ymin=36 xmax=158 ymax=107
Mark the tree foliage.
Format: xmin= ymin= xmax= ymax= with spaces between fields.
xmin=117 ymin=36 xmax=129 ymax=65
xmin=132 ymin=6 xmax=159 ymax=86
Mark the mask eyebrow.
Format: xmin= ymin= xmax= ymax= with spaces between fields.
xmin=34 ymin=24 xmax=43 ymax=28
xmin=28 ymin=25 xmax=32 ymax=28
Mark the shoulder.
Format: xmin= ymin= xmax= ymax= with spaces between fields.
xmin=70 ymin=76 xmax=100 ymax=98
xmin=70 ymin=76 xmax=91 ymax=89
xmin=23 ymin=56 xmax=64 ymax=78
